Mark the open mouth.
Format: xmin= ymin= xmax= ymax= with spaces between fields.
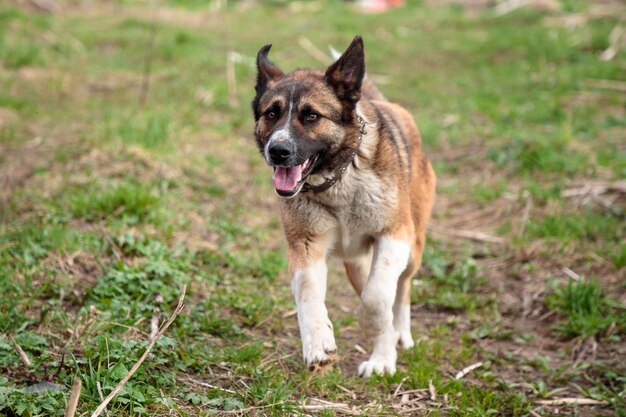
xmin=272 ymin=154 xmax=318 ymax=197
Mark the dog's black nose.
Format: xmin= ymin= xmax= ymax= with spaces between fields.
xmin=268 ymin=142 xmax=295 ymax=164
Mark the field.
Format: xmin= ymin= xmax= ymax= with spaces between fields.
xmin=1 ymin=0 xmax=625 ymax=415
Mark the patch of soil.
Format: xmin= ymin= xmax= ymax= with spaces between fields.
xmin=45 ymin=250 xmax=103 ymax=311
xmin=1 ymin=134 xmax=57 ymax=206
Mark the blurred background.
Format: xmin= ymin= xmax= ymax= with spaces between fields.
xmin=0 ymin=0 xmax=625 ymax=415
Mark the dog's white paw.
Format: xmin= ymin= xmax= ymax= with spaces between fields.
xmin=397 ymin=331 xmax=414 ymax=350
xmin=358 ymin=357 xmax=396 ymax=377
xmin=301 ymin=319 xmax=338 ymax=372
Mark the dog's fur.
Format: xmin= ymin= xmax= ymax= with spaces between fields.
xmin=252 ymin=36 xmax=436 ymax=376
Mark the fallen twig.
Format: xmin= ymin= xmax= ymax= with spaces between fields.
xmin=449 ymin=230 xmax=504 ymax=244
xmin=337 ymin=384 xmax=357 ymax=400
xmin=494 ymin=0 xmax=532 ymax=16
xmin=395 ymin=388 xmax=429 ymax=397
xmin=600 ymin=25 xmax=624 ymax=61
xmin=302 ymin=398 xmax=359 ymax=414
xmin=393 ymin=377 xmax=409 ymax=396
xmin=354 ymin=344 xmax=368 ymax=355
xmin=282 ymin=309 xmax=297 ymax=318
xmin=9 ymin=335 xmax=31 ymax=367
xmin=563 ymin=180 xmax=626 ymax=198
xmin=430 ymin=225 xmax=505 ymax=244
xmin=29 ymin=0 xmax=56 ymax=13
xmin=50 ymin=351 xmax=67 ymax=383
xmin=454 ymin=362 xmax=483 ymax=380
xmin=64 ymin=376 xmax=82 ymax=417
xmin=584 ymin=79 xmax=626 ymax=93
xmin=537 ymin=310 xmax=556 ymax=322
xmin=95 ymin=381 xmax=110 ymax=417
xmin=91 ymin=286 xmax=186 ymax=417
xmin=429 ymin=379 xmax=436 ymax=401
xmin=180 ymin=375 xmax=237 ymax=394
xmin=535 ymin=397 xmax=607 ymax=406
xmin=226 ymin=51 xmax=239 ymax=108
xmin=562 ymin=267 xmax=582 ymax=282
xmin=150 ymin=293 xmax=163 ymax=339
xmin=562 ymin=180 xmax=626 ymax=209
xmin=397 ymin=405 xmax=427 ymax=414
xmin=302 ymin=403 xmax=353 ymax=412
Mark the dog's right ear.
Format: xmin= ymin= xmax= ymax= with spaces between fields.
xmin=256 ymin=44 xmax=284 ymax=94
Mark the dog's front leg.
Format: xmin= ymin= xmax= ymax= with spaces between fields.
xmin=290 ymin=247 xmax=338 ymax=371
xmin=357 ymin=236 xmax=411 ymax=377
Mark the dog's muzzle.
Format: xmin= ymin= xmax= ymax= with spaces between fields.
xmin=272 ymin=154 xmax=318 ymax=198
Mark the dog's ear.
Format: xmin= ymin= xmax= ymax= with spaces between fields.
xmin=325 ymin=36 xmax=365 ymax=106
xmin=256 ymin=44 xmax=284 ymax=94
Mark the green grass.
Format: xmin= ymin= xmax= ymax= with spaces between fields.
xmin=1 ymin=0 xmax=625 ymax=415
xmin=525 ymin=210 xmax=624 ymax=243
xmin=418 ymin=248 xmax=494 ymax=314
xmin=111 ymin=114 xmax=172 ymax=149
xmin=66 ymin=182 xmax=161 ymax=223
xmin=546 ymin=279 xmax=626 ymax=338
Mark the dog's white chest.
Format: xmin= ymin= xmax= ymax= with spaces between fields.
xmin=330 ymin=170 xmax=392 ymax=258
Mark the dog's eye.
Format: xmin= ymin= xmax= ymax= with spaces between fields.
xmin=305 ymin=113 xmax=319 ymax=123
xmin=266 ymin=111 xmax=277 ymax=120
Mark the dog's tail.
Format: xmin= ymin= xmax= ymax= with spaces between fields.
xmin=330 ymin=46 xmax=386 ymax=102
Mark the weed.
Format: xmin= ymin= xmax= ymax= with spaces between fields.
xmin=418 ymin=250 xmax=491 ymax=313
xmin=525 ymin=210 xmax=624 ymax=244
xmin=472 ymin=179 xmax=508 ymax=205
xmin=67 ymin=182 xmax=160 ymax=223
xmin=487 ymin=133 xmax=588 ymax=175
xmin=114 ymin=114 xmax=171 ymax=150
xmin=0 ymin=377 xmax=66 ymax=417
xmin=0 ymin=36 xmax=42 ymax=69
xmin=611 ymin=243 xmax=626 ymax=269
xmin=546 ymin=279 xmax=625 ymax=338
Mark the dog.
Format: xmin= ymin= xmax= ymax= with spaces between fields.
xmin=252 ymin=36 xmax=436 ymax=376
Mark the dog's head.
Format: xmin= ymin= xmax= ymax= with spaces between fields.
xmin=252 ymin=36 xmax=366 ymax=198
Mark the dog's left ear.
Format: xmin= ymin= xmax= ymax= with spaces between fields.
xmin=256 ymin=44 xmax=284 ymax=94
xmin=325 ymin=36 xmax=365 ymax=106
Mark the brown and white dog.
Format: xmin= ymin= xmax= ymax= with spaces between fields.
xmin=252 ymin=36 xmax=436 ymax=376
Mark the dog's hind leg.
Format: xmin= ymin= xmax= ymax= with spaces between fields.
xmin=394 ymin=158 xmax=435 ymax=350
xmin=343 ymin=249 xmax=373 ymax=296
xmin=392 ymin=245 xmax=422 ymax=350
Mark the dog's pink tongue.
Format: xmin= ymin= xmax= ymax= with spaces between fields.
xmin=273 ymin=165 xmax=303 ymax=191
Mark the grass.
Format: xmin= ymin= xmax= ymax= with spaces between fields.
xmin=66 ymin=182 xmax=161 ymax=223
xmin=546 ymin=279 xmax=626 ymax=338
xmin=0 ymin=0 xmax=625 ymax=415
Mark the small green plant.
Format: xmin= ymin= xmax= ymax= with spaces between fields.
xmin=418 ymin=251 xmax=488 ymax=312
xmin=472 ymin=179 xmax=507 ymax=205
xmin=0 ymin=377 xmax=66 ymax=417
xmin=546 ymin=279 xmax=625 ymax=338
xmin=68 ymin=182 xmax=160 ymax=223
xmin=610 ymin=242 xmax=626 ymax=269
xmin=0 ymin=37 xmax=43 ymax=69
xmin=115 ymin=114 xmax=170 ymax=149
xmin=487 ymin=134 xmax=587 ymax=175
xmin=525 ymin=210 xmax=624 ymax=244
